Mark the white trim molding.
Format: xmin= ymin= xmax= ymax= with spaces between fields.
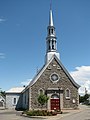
xmin=50 ymin=72 xmax=60 ymax=83
xmin=38 ymin=88 xmax=44 ymax=95
xmin=65 ymin=88 xmax=70 ymax=99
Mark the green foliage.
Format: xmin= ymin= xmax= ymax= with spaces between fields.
xmin=37 ymin=93 xmax=49 ymax=108
xmin=0 ymin=90 xmax=5 ymax=97
xmin=84 ymin=94 xmax=89 ymax=100
xmin=79 ymin=95 xmax=84 ymax=103
xmin=79 ymin=94 xmax=89 ymax=104
xmin=23 ymin=110 xmax=57 ymax=116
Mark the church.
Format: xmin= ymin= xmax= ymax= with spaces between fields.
xmin=6 ymin=7 xmax=80 ymax=110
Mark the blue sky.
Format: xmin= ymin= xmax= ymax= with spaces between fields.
xmin=0 ymin=0 xmax=90 ymax=94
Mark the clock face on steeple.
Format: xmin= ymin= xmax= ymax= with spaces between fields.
xmin=50 ymin=73 xmax=59 ymax=82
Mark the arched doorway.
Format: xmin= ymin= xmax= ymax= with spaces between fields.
xmin=51 ymin=94 xmax=60 ymax=110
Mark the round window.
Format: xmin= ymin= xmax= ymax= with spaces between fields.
xmin=50 ymin=73 xmax=59 ymax=82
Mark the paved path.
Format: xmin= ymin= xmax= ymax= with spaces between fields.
xmin=46 ymin=105 xmax=90 ymax=120
xmin=0 ymin=105 xmax=90 ymax=120
xmin=57 ymin=106 xmax=90 ymax=120
xmin=49 ymin=105 xmax=90 ymax=120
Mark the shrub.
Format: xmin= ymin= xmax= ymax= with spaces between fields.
xmin=38 ymin=94 xmax=49 ymax=109
xmin=24 ymin=110 xmax=57 ymax=116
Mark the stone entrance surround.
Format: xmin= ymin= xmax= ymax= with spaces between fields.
xmin=46 ymin=88 xmax=63 ymax=110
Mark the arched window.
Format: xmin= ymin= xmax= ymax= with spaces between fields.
xmin=52 ymin=40 xmax=54 ymax=49
xmin=13 ymin=98 xmax=17 ymax=105
xmin=38 ymin=88 xmax=44 ymax=95
xmin=65 ymin=89 xmax=70 ymax=99
xmin=51 ymin=94 xmax=59 ymax=99
xmin=51 ymin=29 xmax=53 ymax=34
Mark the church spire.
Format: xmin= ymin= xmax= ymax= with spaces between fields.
xmin=49 ymin=7 xmax=54 ymax=26
xmin=45 ymin=6 xmax=60 ymax=63
xmin=46 ymin=6 xmax=56 ymax=53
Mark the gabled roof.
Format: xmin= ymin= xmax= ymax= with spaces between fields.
xmin=29 ymin=55 xmax=80 ymax=88
xmin=6 ymin=87 xmax=25 ymax=93
xmin=54 ymin=55 xmax=80 ymax=88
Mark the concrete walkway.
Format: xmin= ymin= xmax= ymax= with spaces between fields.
xmin=0 ymin=105 xmax=88 ymax=120
xmin=46 ymin=105 xmax=88 ymax=120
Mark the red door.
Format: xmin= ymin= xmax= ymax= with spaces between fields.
xmin=51 ymin=99 xmax=60 ymax=110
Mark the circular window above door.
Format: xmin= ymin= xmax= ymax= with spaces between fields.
xmin=50 ymin=72 xmax=59 ymax=82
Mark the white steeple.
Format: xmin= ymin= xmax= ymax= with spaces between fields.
xmin=45 ymin=6 xmax=60 ymax=63
xmin=49 ymin=9 xmax=54 ymax=26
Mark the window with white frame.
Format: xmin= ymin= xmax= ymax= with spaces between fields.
xmin=13 ymin=98 xmax=17 ymax=105
xmin=38 ymin=88 xmax=44 ymax=95
xmin=65 ymin=89 xmax=70 ymax=99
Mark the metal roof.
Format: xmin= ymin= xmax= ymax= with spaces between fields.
xmin=6 ymin=87 xmax=25 ymax=93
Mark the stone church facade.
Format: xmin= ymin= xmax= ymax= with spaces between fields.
xmin=6 ymin=7 xmax=80 ymax=110
xmin=27 ymin=56 xmax=79 ymax=110
xmin=21 ymin=8 xmax=80 ymax=110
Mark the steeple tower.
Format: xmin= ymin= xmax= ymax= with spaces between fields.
xmin=45 ymin=6 xmax=60 ymax=63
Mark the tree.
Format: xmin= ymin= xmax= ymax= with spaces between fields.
xmin=1 ymin=91 xmax=6 ymax=97
xmin=84 ymin=94 xmax=89 ymax=101
xmin=79 ymin=94 xmax=89 ymax=104
xmin=79 ymin=95 xmax=84 ymax=103
xmin=0 ymin=88 xmax=5 ymax=97
xmin=38 ymin=93 xmax=49 ymax=109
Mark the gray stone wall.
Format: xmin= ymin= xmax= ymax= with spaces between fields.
xmin=30 ymin=58 xmax=79 ymax=110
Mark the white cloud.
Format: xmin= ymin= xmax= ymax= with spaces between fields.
xmin=0 ymin=53 xmax=5 ymax=59
xmin=21 ymin=79 xmax=32 ymax=86
xmin=20 ymin=66 xmax=90 ymax=95
xmin=0 ymin=18 xmax=6 ymax=23
xmin=70 ymin=66 xmax=90 ymax=95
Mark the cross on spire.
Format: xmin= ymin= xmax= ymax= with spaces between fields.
xmin=50 ymin=0 xmax=52 ymax=10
